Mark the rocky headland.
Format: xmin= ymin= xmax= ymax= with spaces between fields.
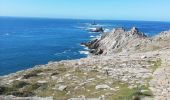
xmin=1 ymin=27 xmax=170 ymax=100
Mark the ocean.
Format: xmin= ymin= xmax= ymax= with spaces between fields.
xmin=0 ymin=17 xmax=170 ymax=75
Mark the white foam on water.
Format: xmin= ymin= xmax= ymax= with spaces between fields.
xmin=88 ymin=32 xmax=100 ymax=34
xmin=80 ymin=45 xmax=89 ymax=51
xmin=84 ymin=47 xmax=89 ymax=50
xmin=90 ymin=35 xmax=95 ymax=38
xmin=79 ymin=51 xmax=89 ymax=55
xmin=86 ymin=23 xmax=107 ymax=27
xmin=104 ymin=28 xmax=111 ymax=33
xmin=75 ymin=26 xmax=85 ymax=29
xmin=54 ymin=49 xmax=71 ymax=55
xmin=54 ymin=52 xmax=63 ymax=55
xmin=91 ymin=35 xmax=101 ymax=40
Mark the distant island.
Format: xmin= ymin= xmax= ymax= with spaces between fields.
xmin=0 ymin=27 xmax=170 ymax=100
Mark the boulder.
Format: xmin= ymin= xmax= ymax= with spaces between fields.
xmin=95 ymin=84 xmax=110 ymax=90
xmin=141 ymin=55 xmax=147 ymax=59
xmin=88 ymin=27 xmax=104 ymax=33
xmin=37 ymin=81 xmax=47 ymax=84
xmin=58 ymin=85 xmax=67 ymax=91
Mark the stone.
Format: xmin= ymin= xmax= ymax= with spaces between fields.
xmin=115 ymin=86 xmax=119 ymax=89
xmin=88 ymin=27 xmax=104 ymax=33
xmin=141 ymin=90 xmax=149 ymax=93
xmin=37 ymin=80 xmax=47 ymax=84
xmin=110 ymin=88 xmax=116 ymax=91
xmin=58 ymin=85 xmax=67 ymax=91
xmin=141 ymin=55 xmax=147 ymax=59
xmin=95 ymin=84 xmax=110 ymax=90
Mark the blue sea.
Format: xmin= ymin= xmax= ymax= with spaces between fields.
xmin=0 ymin=17 xmax=170 ymax=75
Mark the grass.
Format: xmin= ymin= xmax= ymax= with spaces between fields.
xmin=0 ymin=80 xmax=35 ymax=97
xmin=36 ymin=86 xmax=67 ymax=100
xmin=51 ymin=72 xmax=59 ymax=76
xmin=151 ymin=46 xmax=160 ymax=51
xmin=148 ymin=59 xmax=162 ymax=72
xmin=57 ymin=67 xmax=67 ymax=72
xmin=23 ymin=68 xmax=55 ymax=79
xmin=141 ymin=45 xmax=160 ymax=52
xmin=23 ymin=69 xmax=43 ymax=79
xmin=0 ymin=86 xmax=14 ymax=95
xmin=9 ymin=91 xmax=34 ymax=97
xmin=50 ymin=64 xmax=69 ymax=77
xmin=109 ymin=83 xmax=135 ymax=100
xmin=12 ymin=80 xmax=29 ymax=88
xmin=0 ymin=64 xmax=69 ymax=98
xmin=125 ymin=85 xmax=152 ymax=100
xmin=108 ymin=83 xmax=152 ymax=100
xmin=117 ymin=48 xmax=123 ymax=53
xmin=56 ymin=64 xmax=67 ymax=72
xmin=0 ymin=60 xmax=156 ymax=99
xmin=23 ymin=83 xmax=42 ymax=92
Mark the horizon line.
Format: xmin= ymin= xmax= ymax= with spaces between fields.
xmin=0 ymin=15 xmax=170 ymax=23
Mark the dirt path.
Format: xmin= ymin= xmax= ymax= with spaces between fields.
xmin=149 ymin=49 xmax=170 ymax=100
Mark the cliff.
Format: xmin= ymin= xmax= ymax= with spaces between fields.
xmin=82 ymin=27 xmax=148 ymax=55
xmin=1 ymin=28 xmax=170 ymax=100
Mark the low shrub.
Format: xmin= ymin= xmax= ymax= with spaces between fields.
xmin=12 ymin=80 xmax=29 ymax=88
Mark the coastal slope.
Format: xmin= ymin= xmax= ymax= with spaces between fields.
xmin=82 ymin=27 xmax=149 ymax=55
xmin=0 ymin=28 xmax=170 ymax=100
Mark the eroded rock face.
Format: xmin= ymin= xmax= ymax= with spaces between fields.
xmin=154 ymin=30 xmax=170 ymax=40
xmin=82 ymin=27 xmax=148 ymax=55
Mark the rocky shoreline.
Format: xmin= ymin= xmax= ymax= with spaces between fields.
xmin=81 ymin=27 xmax=148 ymax=55
xmin=1 ymin=27 xmax=170 ymax=100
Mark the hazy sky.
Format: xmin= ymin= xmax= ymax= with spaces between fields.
xmin=0 ymin=0 xmax=169 ymax=21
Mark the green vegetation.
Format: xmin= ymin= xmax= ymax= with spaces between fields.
xmin=23 ymin=69 xmax=43 ymax=79
xmin=23 ymin=68 xmax=55 ymax=79
xmin=9 ymin=91 xmax=34 ymax=97
xmin=109 ymin=83 xmax=152 ymax=100
xmin=51 ymin=72 xmax=59 ymax=76
xmin=125 ymin=85 xmax=152 ymax=100
xmin=117 ymin=48 xmax=123 ymax=53
xmin=0 ymin=80 xmax=35 ymax=97
xmin=148 ymin=59 xmax=162 ymax=72
xmin=57 ymin=67 xmax=67 ymax=73
xmin=12 ymin=80 xmax=29 ymax=88
xmin=23 ymin=83 xmax=42 ymax=92
xmin=0 ymin=60 xmax=156 ymax=99
xmin=151 ymin=46 xmax=160 ymax=51
xmin=0 ymin=86 xmax=13 ymax=95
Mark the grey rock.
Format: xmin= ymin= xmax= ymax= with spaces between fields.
xmin=95 ymin=84 xmax=110 ymax=90
xmin=83 ymin=27 xmax=148 ymax=55
xmin=58 ymin=85 xmax=67 ymax=91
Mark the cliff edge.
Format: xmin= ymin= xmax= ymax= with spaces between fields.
xmin=82 ymin=27 xmax=148 ymax=55
xmin=1 ymin=28 xmax=170 ymax=100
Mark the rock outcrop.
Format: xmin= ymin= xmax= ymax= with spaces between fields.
xmin=88 ymin=27 xmax=104 ymax=33
xmin=82 ymin=27 xmax=147 ymax=55
xmin=154 ymin=30 xmax=170 ymax=40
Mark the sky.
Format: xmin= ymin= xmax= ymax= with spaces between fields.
xmin=0 ymin=0 xmax=170 ymax=21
